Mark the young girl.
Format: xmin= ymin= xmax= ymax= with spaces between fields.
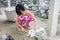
xmin=15 ymin=4 xmax=37 ymax=33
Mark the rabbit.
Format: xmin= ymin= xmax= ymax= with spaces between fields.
xmin=28 ymin=27 xmax=47 ymax=39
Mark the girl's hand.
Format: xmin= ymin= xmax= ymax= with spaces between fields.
xmin=34 ymin=27 xmax=37 ymax=31
xmin=21 ymin=28 xmax=28 ymax=33
xmin=21 ymin=27 xmax=25 ymax=32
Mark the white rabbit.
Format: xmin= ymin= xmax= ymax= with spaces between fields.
xmin=28 ymin=29 xmax=36 ymax=37
xmin=28 ymin=27 xmax=47 ymax=39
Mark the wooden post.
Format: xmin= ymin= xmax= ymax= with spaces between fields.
xmin=47 ymin=0 xmax=59 ymax=39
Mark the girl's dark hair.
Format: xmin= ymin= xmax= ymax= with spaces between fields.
xmin=15 ymin=4 xmax=25 ymax=15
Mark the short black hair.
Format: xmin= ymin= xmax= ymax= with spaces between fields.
xmin=15 ymin=4 xmax=25 ymax=15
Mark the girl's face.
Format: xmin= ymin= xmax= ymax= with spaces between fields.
xmin=21 ymin=10 xmax=25 ymax=15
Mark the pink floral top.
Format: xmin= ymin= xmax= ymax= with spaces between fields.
xmin=18 ymin=14 xmax=34 ymax=27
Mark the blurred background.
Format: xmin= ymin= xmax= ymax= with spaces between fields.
xmin=0 ymin=0 xmax=60 ymax=40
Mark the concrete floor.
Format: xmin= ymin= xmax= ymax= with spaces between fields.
xmin=0 ymin=13 xmax=36 ymax=40
xmin=0 ymin=19 xmax=37 ymax=40
xmin=0 ymin=13 xmax=60 ymax=40
xmin=0 ymin=13 xmax=48 ymax=40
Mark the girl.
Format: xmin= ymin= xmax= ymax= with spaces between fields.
xmin=15 ymin=4 xmax=37 ymax=33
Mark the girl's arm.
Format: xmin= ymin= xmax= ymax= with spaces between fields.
xmin=15 ymin=15 xmax=28 ymax=33
xmin=15 ymin=15 xmax=23 ymax=28
xmin=27 ymin=10 xmax=38 ymax=30
xmin=30 ymin=13 xmax=37 ymax=30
